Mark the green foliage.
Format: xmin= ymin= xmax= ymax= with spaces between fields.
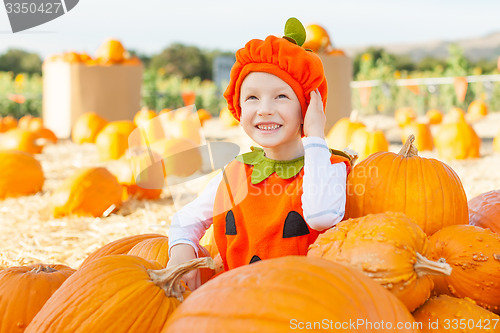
xmin=0 ymin=49 xmax=42 ymax=76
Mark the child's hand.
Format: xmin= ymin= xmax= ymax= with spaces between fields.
xmin=167 ymin=243 xmax=201 ymax=291
xmin=303 ymin=89 xmax=326 ymax=138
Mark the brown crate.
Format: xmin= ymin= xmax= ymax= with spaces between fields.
xmin=43 ymin=62 xmax=143 ymax=138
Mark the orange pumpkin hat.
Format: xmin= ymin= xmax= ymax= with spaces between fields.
xmin=224 ymin=18 xmax=327 ymax=122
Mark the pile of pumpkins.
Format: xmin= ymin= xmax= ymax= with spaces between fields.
xmin=326 ymin=99 xmax=498 ymax=162
xmin=2 ymin=132 xmax=500 ymax=332
xmin=44 ymin=39 xmax=141 ymax=66
xmin=0 ymin=106 xmax=211 ymax=217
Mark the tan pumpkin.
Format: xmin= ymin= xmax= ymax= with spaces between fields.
xmin=71 ymin=112 xmax=108 ymax=144
xmin=401 ymin=121 xmax=434 ymax=151
xmin=426 ymin=109 xmax=443 ymax=125
xmin=80 ymin=233 xmax=164 ymax=269
xmin=0 ymin=150 xmax=44 ymax=199
xmin=345 ymin=135 xmax=468 ymax=235
xmin=308 ymin=212 xmax=451 ymax=312
xmin=466 ymin=99 xmax=488 ymax=122
xmin=434 ymin=119 xmax=480 ymax=160
xmin=95 ymin=120 xmax=137 ymax=161
xmin=395 ymin=107 xmax=416 ymax=128
xmin=349 ymin=126 xmax=389 ymax=161
xmin=51 ymin=167 xmax=122 ymax=218
xmin=468 ymin=190 xmax=500 ymax=234
xmin=26 ymin=256 xmax=214 ymax=332
xmin=0 ymin=264 xmax=75 ymax=333
xmin=325 ymin=111 xmax=366 ymax=150
xmin=163 ymin=256 xmax=419 ymax=332
xmin=0 ymin=128 xmax=43 ymax=154
xmin=127 ymin=237 xmax=215 ymax=284
xmin=427 ymin=225 xmax=500 ymax=314
xmin=413 ymin=295 xmax=500 ymax=332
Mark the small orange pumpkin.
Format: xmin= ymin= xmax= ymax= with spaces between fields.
xmin=401 ymin=121 xmax=434 ymax=151
xmin=426 ymin=109 xmax=443 ymax=125
xmin=302 ymin=24 xmax=331 ymax=53
xmin=325 ymin=111 xmax=366 ymax=150
xmin=0 ymin=150 xmax=44 ymax=199
xmin=0 ymin=128 xmax=43 ymax=154
xmin=467 ymin=99 xmax=488 ymax=122
xmin=349 ymin=126 xmax=389 ymax=161
xmin=395 ymin=107 xmax=416 ymax=128
xmin=71 ymin=112 xmax=108 ymax=144
xmin=95 ymin=39 xmax=126 ymax=64
xmin=219 ymin=107 xmax=239 ymax=127
xmin=443 ymin=106 xmax=466 ymax=123
xmin=95 ymin=120 xmax=136 ymax=161
xmin=428 ymin=225 xmax=500 ymax=314
xmin=0 ymin=116 xmax=17 ymax=132
xmin=51 ymin=167 xmax=122 ymax=218
xmin=150 ymin=137 xmax=202 ymax=178
xmin=0 ymin=264 xmax=75 ymax=333
xmin=434 ymin=119 xmax=480 ymax=160
xmin=468 ymin=190 xmax=500 ymax=234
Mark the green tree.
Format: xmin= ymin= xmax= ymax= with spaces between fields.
xmin=0 ymin=49 xmax=42 ymax=75
xmin=149 ymin=43 xmax=211 ymax=80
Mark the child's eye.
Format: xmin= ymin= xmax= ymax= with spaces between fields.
xmin=246 ymin=96 xmax=257 ymax=101
xmin=277 ymin=94 xmax=288 ymax=99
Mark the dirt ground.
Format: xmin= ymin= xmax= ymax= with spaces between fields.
xmin=1 ymin=113 xmax=499 ymax=269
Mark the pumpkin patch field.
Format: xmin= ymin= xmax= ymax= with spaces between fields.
xmin=1 ymin=109 xmax=500 ymax=332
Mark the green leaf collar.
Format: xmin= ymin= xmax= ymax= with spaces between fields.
xmin=235 ymin=147 xmax=304 ymax=184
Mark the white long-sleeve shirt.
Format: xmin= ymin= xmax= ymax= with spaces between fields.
xmin=168 ymin=136 xmax=348 ymax=256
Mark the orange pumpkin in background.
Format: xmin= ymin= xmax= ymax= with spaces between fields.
xmin=466 ymin=99 xmax=488 ymax=122
xmin=349 ymin=126 xmax=389 ymax=161
xmin=219 ymin=107 xmax=239 ymax=127
xmin=51 ymin=167 xmax=122 ymax=218
xmin=150 ymin=137 xmax=202 ymax=178
xmin=0 ymin=128 xmax=43 ymax=154
xmin=0 ymin=264 xmax=75 ymax=333
xmin=394 ymin=107 xmax=416 ymax=128
xmin=95 ymin=39 xmax=126 ymax=64
xmin=401 ymin=121 xmax=434 ymax=151
xmin=443 ymin=106 xmax=466 ymax=123
xmin=468 ymin=189 xmax=500 ymax=234
xmin=95 ymin=120 xmax=136 ymax=161
xmin=345 ymin=135 xmax=468 ymax=235
xmin=0 ymin=116 xmax=17 ymax=132
xmin=302 ymin=24 xmax=331 ymax=52
xmin=0 ymin=150 xmax=44 ymax=200
xmin=325 ymin=111 xmax=366 ymax=150
xmin=71 ymin=112 xmax=108 ymax=144
xmin=434 ymin=119 xmax=480 ymax=160
xmin=425 ymin=108 xmax=443 ymax=125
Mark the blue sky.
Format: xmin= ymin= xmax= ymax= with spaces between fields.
xmin=1 ymin=0 xmax=500 ymax=58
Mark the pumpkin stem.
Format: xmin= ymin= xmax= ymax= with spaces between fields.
xmin=414 ymin=253 xmax=452 ymax=278
xmin=148 ymin=257 xmax=215 ymax=302
xmin=30 ymin=265 xmax=57 ymax=274
xmin=399 ymin=134 xmax=419 ymax=157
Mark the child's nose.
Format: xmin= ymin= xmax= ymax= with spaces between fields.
xmin=257 ymin=99 xmax=274 ymax=116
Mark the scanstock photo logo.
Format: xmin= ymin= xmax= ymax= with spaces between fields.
xmin=4 ymin=0 xmax=79 ymax=33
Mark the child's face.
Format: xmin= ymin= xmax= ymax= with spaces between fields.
xmin=239 ymin=72 xmax=302 ymax=151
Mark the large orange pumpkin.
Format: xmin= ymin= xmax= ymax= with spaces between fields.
xmin=79 ymin=233 xmax=164 ymax=269
xmin=308 ymin=212 xmax=451 ymax=312
xmin=325 ymin=111 xmax=366 ymax=150
xmin=0 ymin=150 xmax=44 ymax=199
xmin=401 ymin=121 xmax=434 ymax=151
xmin=434 ymin=119 xmax=480 ymax=160
xmin=413 ymin=295 xmax=500 ymax=332
xmin=468 ymin=190 xmax=500 ymax=234
xmin=0 ymin=129 xmax=43 ymax=154
xmin=0 ymin=264 xmax=75 ymax=333
xmin=345 ymin=135 xmax=468 ymax=235
xmin=163 ymin=256 xmax=419 ymax=332
xmin=428 ymin=225 xmax=500 ymax=314
xmin=51 ymin=167 xmax=122 ymax=218
xmin=26 ymin=256 xmax=214 ymax=332
xmin=71 ymin=112 xmax=108 ymax=144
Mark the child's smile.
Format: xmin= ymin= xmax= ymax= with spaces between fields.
xmin=239 ymin=72 xmax=304 ymax=160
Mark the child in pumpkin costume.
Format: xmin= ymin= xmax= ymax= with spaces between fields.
xmin=168 ymin=18 xmax=353 ymax=291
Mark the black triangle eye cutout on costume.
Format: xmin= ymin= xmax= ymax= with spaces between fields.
xmin=249 ymin=255 xmax=261 ymax=264
xmin=282 ymin=211 xmax=310 ymax=238
xmin=225 ymin=210 xmax=237 ymax=235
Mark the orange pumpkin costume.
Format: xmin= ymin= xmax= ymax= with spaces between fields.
xmin=213 ymin=148 xmax=350 ymax=271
